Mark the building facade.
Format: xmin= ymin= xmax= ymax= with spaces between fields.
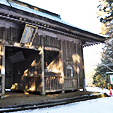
xmin=0 ymin=0 xmax=105 ymax=95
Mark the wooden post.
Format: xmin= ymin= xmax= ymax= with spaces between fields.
xmin=41 ymin=36 xmax=45 ymax=95
xmin=2 ymin=44 xmax=5 ymax=95
xmin=61 ymin=40 xmax=65 ymax=93
xmin=1 ymin=28 xmax=6 ymax=95
xmin=81 ymin=44 xmax=86 ymax=91
xmin=76 ymin=43 xmax=80 ymax=89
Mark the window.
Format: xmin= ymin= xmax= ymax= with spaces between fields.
xmin=66 ymin=65 xmax=73 ymax=77
xmin=20 ymin=24 xmax=37 ymax=44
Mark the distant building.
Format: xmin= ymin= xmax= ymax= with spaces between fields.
xmin=0 ymin=0 xmax=106 ymax=95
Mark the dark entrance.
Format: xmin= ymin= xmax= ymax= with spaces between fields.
xmin=5 ymin=46 xmax=40 ymax=89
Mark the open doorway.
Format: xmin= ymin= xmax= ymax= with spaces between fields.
xmin=44 ymin=50 xmax=61 ymax=74
xmin=44 ymin=50 xmax=63 ymax=91
xmin=5 ymin=46 xmax=40 ymax=90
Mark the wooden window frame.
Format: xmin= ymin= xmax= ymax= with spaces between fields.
xmin=66 ymin=65 xmax=73 ymax=77
xmin=20 ymin=24 xmax=38 ymax=44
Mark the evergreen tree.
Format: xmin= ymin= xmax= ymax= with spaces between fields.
xmin=93 ymin=0 xmax=113 ymax=88
xmin=97 ymin=0 xmax=113 ymax=36
xmin=93 ymin=39 xmax=113 ymax=88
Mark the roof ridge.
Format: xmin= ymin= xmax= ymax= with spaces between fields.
xmin=8 ymin=0 xmax=61 ymax=19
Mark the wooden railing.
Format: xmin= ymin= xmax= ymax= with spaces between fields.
xmin=44 ymin=72 xmax=63 ymax=92
xmin=21 ymin=73 xmax=77 ymax=93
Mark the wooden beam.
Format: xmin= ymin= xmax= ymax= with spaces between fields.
xmin=0 ymin=11 xmax=105 ymax=43
xmin=44 ymin=46 xmax=60 ymax=52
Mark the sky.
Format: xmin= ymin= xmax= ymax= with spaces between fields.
xmin=18 ymin=0 xmax=103 ymax=78
xmin=19 ymin=0 xmax=101 ymax=34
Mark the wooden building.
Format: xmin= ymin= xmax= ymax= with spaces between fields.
xmin=0 ymin=0 xmax=106 ymax=95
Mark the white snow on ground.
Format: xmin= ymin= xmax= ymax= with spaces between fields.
xmin=12 ymin=87 xmax=113 ymax=113
xmin=86 ymin=87 xmax=110 ymax=95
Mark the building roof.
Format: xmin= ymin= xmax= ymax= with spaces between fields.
xmin=0 ymin=0 xmax=70 ymax=25
xmin=0 ymin=0 xmax=107 ymax=43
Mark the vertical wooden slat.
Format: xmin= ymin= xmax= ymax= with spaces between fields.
xmin=56 ymin=78 xmax=58 ymax=89
xmin=0 ymin=28 xmax=3 ymax=39
xmin=73 ymin=43 xmax=76 ymax=77
xmin=7 ymin=28 xmax=11 ymax=40
xmin=50 ymin=78 xmax=51 ymax=90
xmin=66 ymin=41 xmax=68 ymax=58
xmin=69 ymin=41 xmax=71 ymax=57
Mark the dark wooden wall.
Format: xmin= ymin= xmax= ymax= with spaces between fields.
xmin=0 ymin=18 xmax=84 ymax=93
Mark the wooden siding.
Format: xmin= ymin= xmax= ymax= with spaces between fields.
xmin=0 ymin=1 xmax=106 ymax=94
xmin=33 ymin=35 xmax=61 ymax=49
xmin=44 ymin=75 xmax=63 ymax=92
xmin=61 ymin=40 xmax=81 ymax=90
xmin=0 ymin=19 xmax=84 ymax=94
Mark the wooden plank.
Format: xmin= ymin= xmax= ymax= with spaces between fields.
xmin=44 ymin=46 xmax=60 ymax=51
xmin=73 ymin=43 xmax=77 ymax=78
xmin=0 ymin=28 xmax=3 ymax=39
xmin=11 ymin=27 xmax=16 ymax=41
xmin=69 ymin=41 xmax=71 ymax=57
xmin=77 ymin=43 xmax=84 ymax=89
xmin=66 ymin=41 xmax=68 ymax=58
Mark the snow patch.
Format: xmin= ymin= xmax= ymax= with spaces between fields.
xmin=86 ymin=87 xmax=110 ymax=95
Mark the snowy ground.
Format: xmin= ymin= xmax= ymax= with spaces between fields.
xmin=12 ymin=87 xmax=113 ymax=113
xmin=86 ymin=87 xmax=110 ymax=95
